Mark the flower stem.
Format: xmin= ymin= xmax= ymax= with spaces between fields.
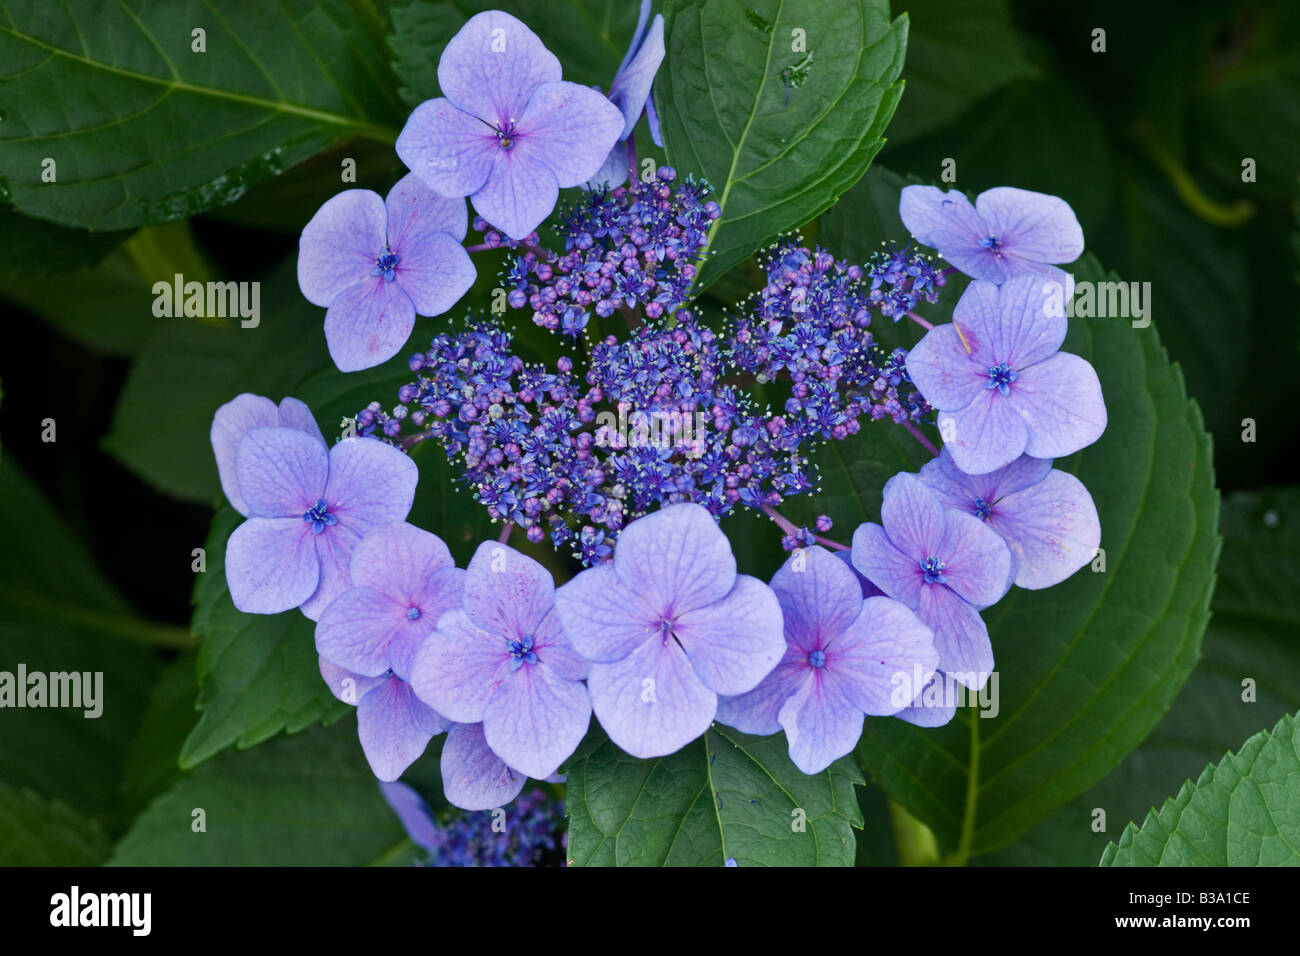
xmin=906 ymin=310 xmax=933 ymax=331
xmin=498 ymin=522 xmax=514 ymax=544
xmin=903 ymin=421 xmax=940 ymax=457
xmin=759 ymin=504 xmax=849 ymax=551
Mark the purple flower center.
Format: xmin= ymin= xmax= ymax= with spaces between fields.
xmin=302 ymin=499 xmax=337 ymax=535
xmin=985 ymin=363 xmax=1017 ymax=396
xmin=979 ymin=234 xmax=1003 ymax=255
xmin=973 ymin=497 xmax=992 ymax=520
xmin=808 ymin=649 xmax=827 ymax=669
xmin=372 ymin=250 xmax=400 ymax=282
xmin=506 ymin=634 xmax=538 ymax=671
xmin=920 ymin=556 xmax=947 ymax=584
xmin=406 ymin=606 xmax=421 ymax=621
xmin=496 ymin=121 xmax=517 ymax=151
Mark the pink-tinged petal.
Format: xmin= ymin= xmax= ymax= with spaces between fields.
xmin=922 ymin=448 xmax=1053 ymax=513
xmin=517 ymin=81 xmax=625 ymax=187
xmin=357 ymin=677 xmax=444 ymax=782
xmin=777 ymin=672 xmax=864 ymax=775
xmin=324 ymin=438 xmax=419 ymax=530
xmin=409 ymin=609 xmax=512 ymax=723
xmin=975 ymin=186 xmax=1084 ymax=265
xmin=905 ymin=323 xmax=985 ymax=411
xmin=587 ymin=634 xmax=715 ymax=758
xmin=440 ymin=721 xmax=527 ymax=811
xmin=482 ymin=666 xmax=591 ymax=779
xmin=386 ymin=171 xmax=468 ymax=245
xmin=323 ymin=276 xmax=417 ymax=373
xmin=211 ymin=394 xmax=278 ymax=515
xmin=226 ymin=516 xmax=319 ymax=614
xmin=898 ymin=185 xmax=1004 ymax=283
xmin=614 ymin=502 xmax=736 ymax=617
xmin=298 ymin=190 xmax=387 ymax=306
xmin=769 ymin=546 xmax=863 ymax=653
xmin=851 ymin=522 xmax=922 ymax=608
xmin=554 ymin=564 xmax=657 ymax=662
xmin=674 ymin=575 xmax=784 ymax=695
xmin=396 ymin=98 xmax=498 ymax=198
xmin=471 ymin=146 xmax=559 ymax=240
xmin=529 ymin=607 xmax=589 ymax=682
xmin=830 ymin=596 xmax=938 ymax=716
xmin=610 ymin=14 xmax=665 ymax=139
xmin=315 ymin=586 xmax=405 ymax=677
xmin=916 ymin=586 xmax=993 ymax=690
xmin=893 ymin=669 xmax=958 ymax=727
xmin=715 ymin=650 xmax=808 ymax=735
xmin=463 ymin=540 xmax=555 ymax=641
xmin=1010 ymin=352 xmax=1107 ymax=459
xmin=940 ymin=509 xmax=1013 ymax=608
xmin=938 ymin=389 xmax=1030 ymax=476
xmin=275 ymin=397 xmax=325 ymax=445
xmin=955 ymin=275 xmax=1066 ymax=370
xmin=390 ymin=567 xmax=464 ymax=682
xmin=234 ymin=426 xmax=327 ymax=517
xmin=992 ymin=469 xmax=1101 ymax=589
xmin=394 ymin=232 xmax=476 ymax=318
xmin=436 ymin=10 xmax=561 ymax=127
xmin=349 ymin=521 xmax=454 ymax=604
xmin=880 ymin=473 xmax=950 ymax=561
xmin=318 ymin=656 xmax=385 ymax=706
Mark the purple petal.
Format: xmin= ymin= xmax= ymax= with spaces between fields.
xmin=409 ymin=608 xmax=511 ymax=723
xmin=1010 ymin=352 xmax=1107 ymax=459
xmin=440 ymin=721 xmax=527 ymax=811
xmin=395 ymin=98 xmax=497 ymax=199
xmin=645 ymin=84 xmax=663 ymax=146
xmin=301 ymin=526 xmax=360 ymax=622
xmin=390 ymin=567 xmax=463 ymax=682
xmin=673 ymin=575 xmax=784 ymax=696
xmin=919 ymin=447 xmax=1051 ymax=515
xmin=585 ymin=141 xmax=630 ymax=190
xmin=609 ymin=14 xmax=665 ymax=139
xmin=587 ymin=634 xmax=715 ymax=758
xmin=829 ymin=596 xmax=938 ymax=716
xmin=348 ymin=521 xmax=454 ymax=606
xmin=226 ymin=517 xmax=319 ymax=614
xmin=315 ymin=586 xmax=407 ymax=677
xmin=898 ymin=186 xmax=1003 ymax=283
xmin=471 ymin=146 xmax=559 ymax=240
xmin=613 ymin=503 xmax=736 ymax=617
xmin=386 ymin=171 xmax=468 ymax=244
xmin=234 ymin=426 xmax=327 ymax=518
xmin=975 ymin=187 xmax=1084 ymax=265
xmin=939 ymin=509 xmax=1013 ymax=608
xmin=554 ymin=564 xmax=656 ymax=663
xmin=916 ymin=585 xmax=993 ymax=690
xmin=275 ymin=397 xmax=325 ymax=445
xmin=617 ymin=0 xmax=654 ymax=77
xmin=954 ymin=275 xmax=1066 ymax=370
xmin=836 ymin=549 xmax=883 ymax=597
xmin=318 ymin=656 xmax=384 ymax=705
xmin=323 ymin=276 xmax=417 ymax=373
xmin=938 ymin=389 xmax=1030 ymax=475
xmin=904 ymin=323 xmax=985 ymax=411
xmin=769 ymin=545 xmax=863 ymax=654
xmin=436 ymin=10 xmax=561 ymax=128
xmin=298 ymin=190 xmax=386 ymax=307
xmin=518 ymin=81 xmax=625 ymax=187
xmin=482 ymin=666 xmax=591 ymax=779
xmin=528 ymin=607 xmax=589 ymax=683
xmin=378 ymin=781 xmax=439 ymax=853
xmin=851 ymin=522 xmax=922 ymax=608
xmin=880 ymin=473 xmax=950 ymax=561
xmin=211 ymin=394 xmax=277 ymax=516
xmin=992 ymin=469 xmax=1101 ymax=589
xmin=324 ymin=438 xmax=419 ymax=531
xmin=357 ymin=676 xmax=445 ymax=782
xmin=777 ymin=671 xmax=864 ymax=774
xmin=384 ymin=175 xmax=477 ymax=317
xmin=715 ymin=650 xmax=808 ymax=735
xmin=462 ymin=540 xmax=555 ymax=642
xmin=893 ymin=670 xmax=958 ymax=727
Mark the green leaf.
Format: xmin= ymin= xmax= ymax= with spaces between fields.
xmin=656 ymin=0 xmax=907 ymax=288
xmin=565 ymin=727 xmax=863 ymax=866
xmin=0 ymin=782 xmax=112 ymax=866
xmin=110 ymin=716 xmax=405 ymax=865
xmin=0 ymin=206 xmax=130 ymax=279
xmin=180 ymin=505 xmax=347 ymax=768
xmin=0 ymin=0 xmax=404 ymax=230
xmin=121 ymin=652 xmax=200 ymax=818
xmin=1100 ymin=713 xmax=1300 ymax=866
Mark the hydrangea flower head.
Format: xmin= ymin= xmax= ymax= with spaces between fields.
xmin=851 ymin=473 xmax=1011 ymax=690
xmin=906 ymin=273 xmax=1106 ymax=474
xmin=220 ymin=424 xmax=418 ymax=619
xmin=411 ymin=541 xmax=590 ymax=780
xmin=299 ymin=173 xmax=476 ymax=372
xmin=554 ymin=503 xmax=785 ymax=758
xmin=717 ymin=546 xmax=939 ymax=774
xmin=899 ymin=185 xmax=1084 ymax=287
xmin=395 ymin=10 xmax=624 ymax=239
xmin=919 ymin=449 xmax=1101 ymax=590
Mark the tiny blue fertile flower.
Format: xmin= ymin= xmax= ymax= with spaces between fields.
xmin=219 ymin=421 xmax=418 ymax=619
xmin=299 ymin=173 xmax=476 ymax=372
xmin=851 ymin=473 xmax=1012 ymax=691
xmin=717 ymin=546 xmax=939 ymax=774
xmin=380 ymin=782 xmax=564 ymax=866
xmin=899 ymin=185 xmax=1084 ymax=287
xmin=919 ymin=449 xmax=1101 ymax=590
xmin=586 ymin=0 xmax=665 ymax=189
xmin=395 ymin=10 xmax=625 ymax=239
xmin=411 ymin=541 xmax=590 ymax=780
xmin=554 ymin=503 xmax=785 ymax=758
xmin=906 ymin=273 xmax=1107 ymax=475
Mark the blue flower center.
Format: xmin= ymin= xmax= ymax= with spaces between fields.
xmin=372 ymin=250 xmax=400 ymax=282
xmin=302 ymin=499 xmax=337 ymax=535
xmin=808 ymin=650 xmax=827 ymax=669
xmin=979 ymin=233 xmax=1003 ymax=255
xmin=496 ymin=122 xmax=517 ymax=151
xmin=985 ymin=363 xmax=1018 ymax=396
xmin=973 ymin=497 xmax=992 ymax=521
xmin=921 ymin=556 xmax=947 ymax=584
xmin=506 ymin=634 xmax=538 ymax=671
xmin=406 ymin=606 xmax=421 ymax=621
